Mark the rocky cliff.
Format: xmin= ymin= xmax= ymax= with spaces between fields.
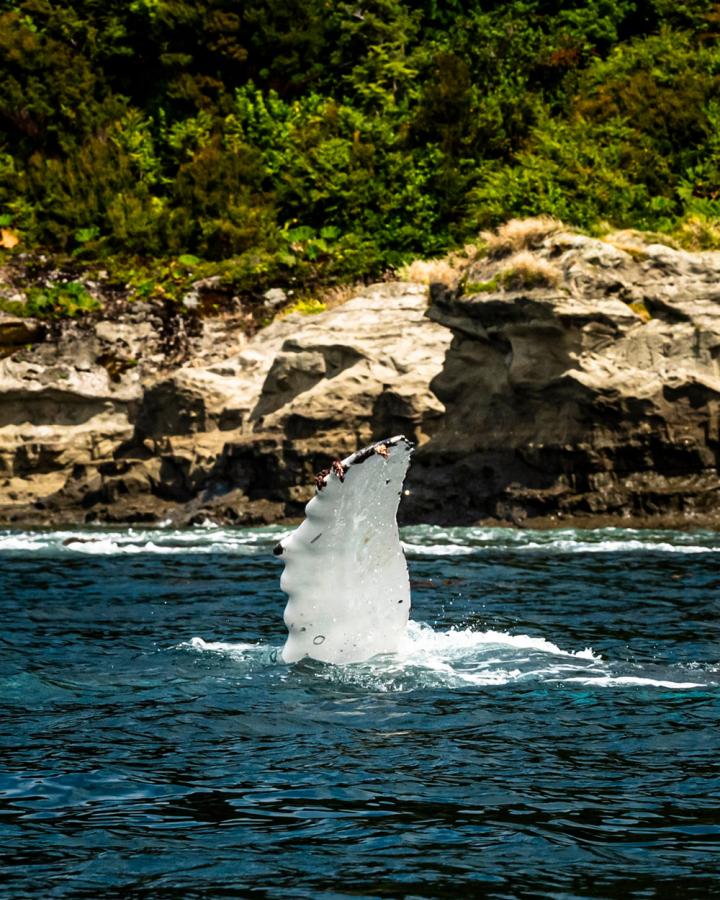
xmin=2 ymin=226 xmax=720 ymax=527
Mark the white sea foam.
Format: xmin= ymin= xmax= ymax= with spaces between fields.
xmin=2 ymin=524 xmax=719 ymax=557
xmin=517 ymin=539 xmax=720 ymax=554
xmin=401 ymin=542 xmax=475 ymax=556
xmin=0 ymin=536 xmax=36 ymax=552
xmin=186 ymin=636 xmax=262 ymax=655
xmin=0 ymin=526 xmax=289 ymax=555
xmin=61 ymin=537 xmax=259 ymax=555
xmin=399 ymin=621 xmax=601 ymax=661
xmin=562 ymin=675 xmax=705 ymax=689
xmin=184 ymin=621 xmax=711 ymax=691
xmin=399 ymin=525 xmax=720 ymax=556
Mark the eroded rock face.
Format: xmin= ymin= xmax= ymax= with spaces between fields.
xmin=0 ymin=284 xmax=452 ymax=523
xmin=2 ymin=232 xmax=720 ymax=527
xmin=415 ymin=232 xmax=720 ymax=524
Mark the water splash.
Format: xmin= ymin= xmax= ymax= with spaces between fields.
xmin=183 ymin=620 xmax=711 ymax=692
xmin=4 ymin=522 xmax=717 ymax=691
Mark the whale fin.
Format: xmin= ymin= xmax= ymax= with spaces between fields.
xmin=275 ymin=435 xmax=413 ymax=664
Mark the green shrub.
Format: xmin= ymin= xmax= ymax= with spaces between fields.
xmin=282 ymin=297 xmax=326 ymax=316
xmin=464 ymin=277 xmax=500 ymax=294
xmin=0 ymin=281 xmax=102 ymax=319
xmin=2 ymin=1 xmax=720 ymax=296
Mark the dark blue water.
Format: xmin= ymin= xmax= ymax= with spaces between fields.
xmin=1 ymin=526 xmax=719 ymax=898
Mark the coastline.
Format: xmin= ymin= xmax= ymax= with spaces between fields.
xmin=3 ymin=224 xmax=720 ymax=530
xmin=2 ymin=509 xmax=720 ymax=534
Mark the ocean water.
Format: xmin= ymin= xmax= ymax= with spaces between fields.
xmin=1 ymin=524 xmax=719 ymax=897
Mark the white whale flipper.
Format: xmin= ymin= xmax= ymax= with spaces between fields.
xmin=275 ymin=436 xmax=414 ymax=664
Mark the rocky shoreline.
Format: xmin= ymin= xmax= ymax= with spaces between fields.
xmin=2 ymin=225 xmax=720 ymax=528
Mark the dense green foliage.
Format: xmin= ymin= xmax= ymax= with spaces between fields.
xmin=2 ymin=0 xmax=720 ymax=294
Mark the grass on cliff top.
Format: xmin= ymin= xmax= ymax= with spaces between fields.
xmin=464 ymin=254 xmax=561 ymax=294
xmin=0 ymin=247 xmax=362 ymax=324
xmin=1 ymin=213 xmax=719 ymax=323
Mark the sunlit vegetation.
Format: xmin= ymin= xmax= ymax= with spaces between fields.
xmin=2 ymin=0 xmax=720 ymax=315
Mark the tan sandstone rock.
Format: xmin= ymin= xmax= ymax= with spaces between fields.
xmin=3 ymin=232 xmax=720 ymax=526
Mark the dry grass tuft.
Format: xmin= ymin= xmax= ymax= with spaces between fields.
xmin=398 ymin=257 xmax=462 ymax=287
xmin=500 ymin=251 xmax=561 ymax=290
xmin=397 ymin=243 xmax=483 ymax=288
xmin=315 ymin=282 xmax=365 ymax=310
xmin=483 ymin=216 xmax=564 ymax=258
xmin=672 ymin=214 xmax=720 ymax=252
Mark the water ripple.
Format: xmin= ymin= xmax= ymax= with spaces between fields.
xmin=1 ymin=524 xmax=719 ymax=896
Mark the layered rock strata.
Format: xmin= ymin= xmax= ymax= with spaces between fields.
xmin=422 ymin=233 xmax=720 ymax=524
xmin=2 ymin=231 xmax=720 ymax=527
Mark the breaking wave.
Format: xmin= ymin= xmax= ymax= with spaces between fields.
xmin=0 ymin=525 xmax=289 ymax=555
xmin=3 ymin=524 xmax=719 ymax=556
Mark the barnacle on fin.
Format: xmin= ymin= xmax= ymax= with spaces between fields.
xmin=331 ymin=459 xmax=347 ymax=482
xmin=314 ymin=468 xmax=330 ymax=491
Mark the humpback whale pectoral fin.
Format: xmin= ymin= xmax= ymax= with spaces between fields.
xmin=277 ymin=435 xmax=414 ymax=664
